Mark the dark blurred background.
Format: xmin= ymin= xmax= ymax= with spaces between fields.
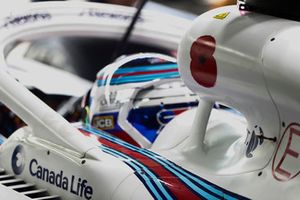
xmin=152 ymin=0 xmax=236 ymax=14
xmin=30 ymin=0 xmax=236 ymax=15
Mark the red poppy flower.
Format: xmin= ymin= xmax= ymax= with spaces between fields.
xmin=190 ymin=35 xmax=217 ymax=88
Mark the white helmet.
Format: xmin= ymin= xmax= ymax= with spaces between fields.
xmin=85 ymin=53 xmax=198 ymax=148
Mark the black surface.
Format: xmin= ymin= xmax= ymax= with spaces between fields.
xmin=239 ymin=0 xmax=300 ymax=21
xmin=25 ymin=37 xmax=171 ymax=81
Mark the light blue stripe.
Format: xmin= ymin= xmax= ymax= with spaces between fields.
xmin=111 ymin=72 xmax=179 ymax=82
xmin=133 ymin=149 xmax=231 ymax=199
xmin=224 ymin=195 xmax=238 ymax=200
xmin=82 ymin=126 xmax=237 ymax=200
xmin=102 ymin=146 xmax=173 ymax=200
xmin=0 ymin=135 xmax=6 ymax=145
xmin=101 ymin=139 xmax=218 ymax=200
xmin=101 ymin=148 xmax=163 ymax=200
xmin=142 ymin=151 xmax=232 ymax=200
xmin=108 ymin=73 xmax=179 ymax=85
xmin=107 ymin=142 xmax=219 ymax=200
xmin=88 ymin=127 xmax=218 ymax=199
xmin=123 ymin=143 xmax=232 ymax=199
xmin=97 ymin=72 xmax=179 ymax=86
xmin=102 ymin=147 xmax=163 ymax=200
xmin=114 ymin=64 xmax=178 ymax=74
xmin=91 ymin=127 xmax=225 ymax=198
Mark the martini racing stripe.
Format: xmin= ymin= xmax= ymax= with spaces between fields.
xmin=79 ymin=126 xmax=249 ymax=200
xmin=138 ymin=151 xmax=241 ymax=200
xmin=98 ymin=68 xmax=178 ymax=80
xmin=109 ymin=72 xmax=179 ymax=84
xmin=101 ymin=146 xmax=174 ymax=200
xmin=81 ymin=127 xmax=201 ymax=199
xmin=112 ymin=63 xmax=178 ymax=74
xmin=111 ymin=139 xmax=237 ymax=199
xmin=97 ymin=71 xmax=179 ymax=86
xmin=96 ymin=63 xmax=179 ymax=86
xmin=99 ymin=134 xmax=202 ymax=199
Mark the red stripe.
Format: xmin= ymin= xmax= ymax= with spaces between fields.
xmin=79 ymin=129 xmax=202 ymax=199
xmin=98 ymin=137 xmax=201 ymax=199
xmin=97 ymin=68 xmax=178 ymax=80
xmin=173 ymin=108 xmax=188 ymax=115
xmin=81 ymin=129 xmax=140 ymax=147
xmin=107 ymin=130 xmax=141 ymax=147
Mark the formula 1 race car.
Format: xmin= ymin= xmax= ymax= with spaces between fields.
xmin=1 ymin=0 xmax=300 ymax=199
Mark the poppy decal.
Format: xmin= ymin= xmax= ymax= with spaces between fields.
xmin=190 ymin=35 xmax=217 ymax=88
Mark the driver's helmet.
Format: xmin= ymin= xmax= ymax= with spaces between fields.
xmin=85 ymin=53 xmax=198 ymax=148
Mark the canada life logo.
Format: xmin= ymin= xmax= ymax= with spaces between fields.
xmin=11 ymin=145 xmax=25 ymax=175
xmin=272 ymin=123 xmax=300 ymax=181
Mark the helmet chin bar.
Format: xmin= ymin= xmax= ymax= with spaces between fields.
xmin=0 ymin=2 xmax=188 ymax=159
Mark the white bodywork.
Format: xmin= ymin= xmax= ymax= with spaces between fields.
xmin=0 ymin=2 xmax=300 ymax=200
xmin=155 ymin=4 xmax=300 ymax=199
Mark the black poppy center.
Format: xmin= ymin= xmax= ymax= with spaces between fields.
xmin=199 ymin=55 xmax=207 ymax=64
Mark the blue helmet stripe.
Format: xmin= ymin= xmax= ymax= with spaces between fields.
xmin=97 ymin=72 xmax=179 ymax=86
xmin=114 ymin=64 xmax=178 ymax=74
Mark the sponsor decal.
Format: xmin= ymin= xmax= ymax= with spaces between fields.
xmin=79 ymin=8 xmax=143 ymax=22
xmin=1 ymin=13 xmax=51 ymax=28
xmin=11 ymin=145 xmax=25 ymax=175
xmin=157 ymin=108 xmax=187 ymax=126
xmin=245 ymin=126 xmax=264 ymax=158
xmin=213 ymin=12 xmax=230 ymax=20
xmin=272 ymin=123 xmax=300 ymax=181
xmin=92 ymin=115 xmax=114 ymax=130
xmin=29 ymin=159 xmax=93 ymax=200
xmin=157 ymin=109 xmax=175 ymax=125
xmin=190 ymin=35 xmax=217 ymax=88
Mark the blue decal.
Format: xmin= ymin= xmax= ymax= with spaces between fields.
xmin=11 ymin=145 xmax=25 ymax=175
